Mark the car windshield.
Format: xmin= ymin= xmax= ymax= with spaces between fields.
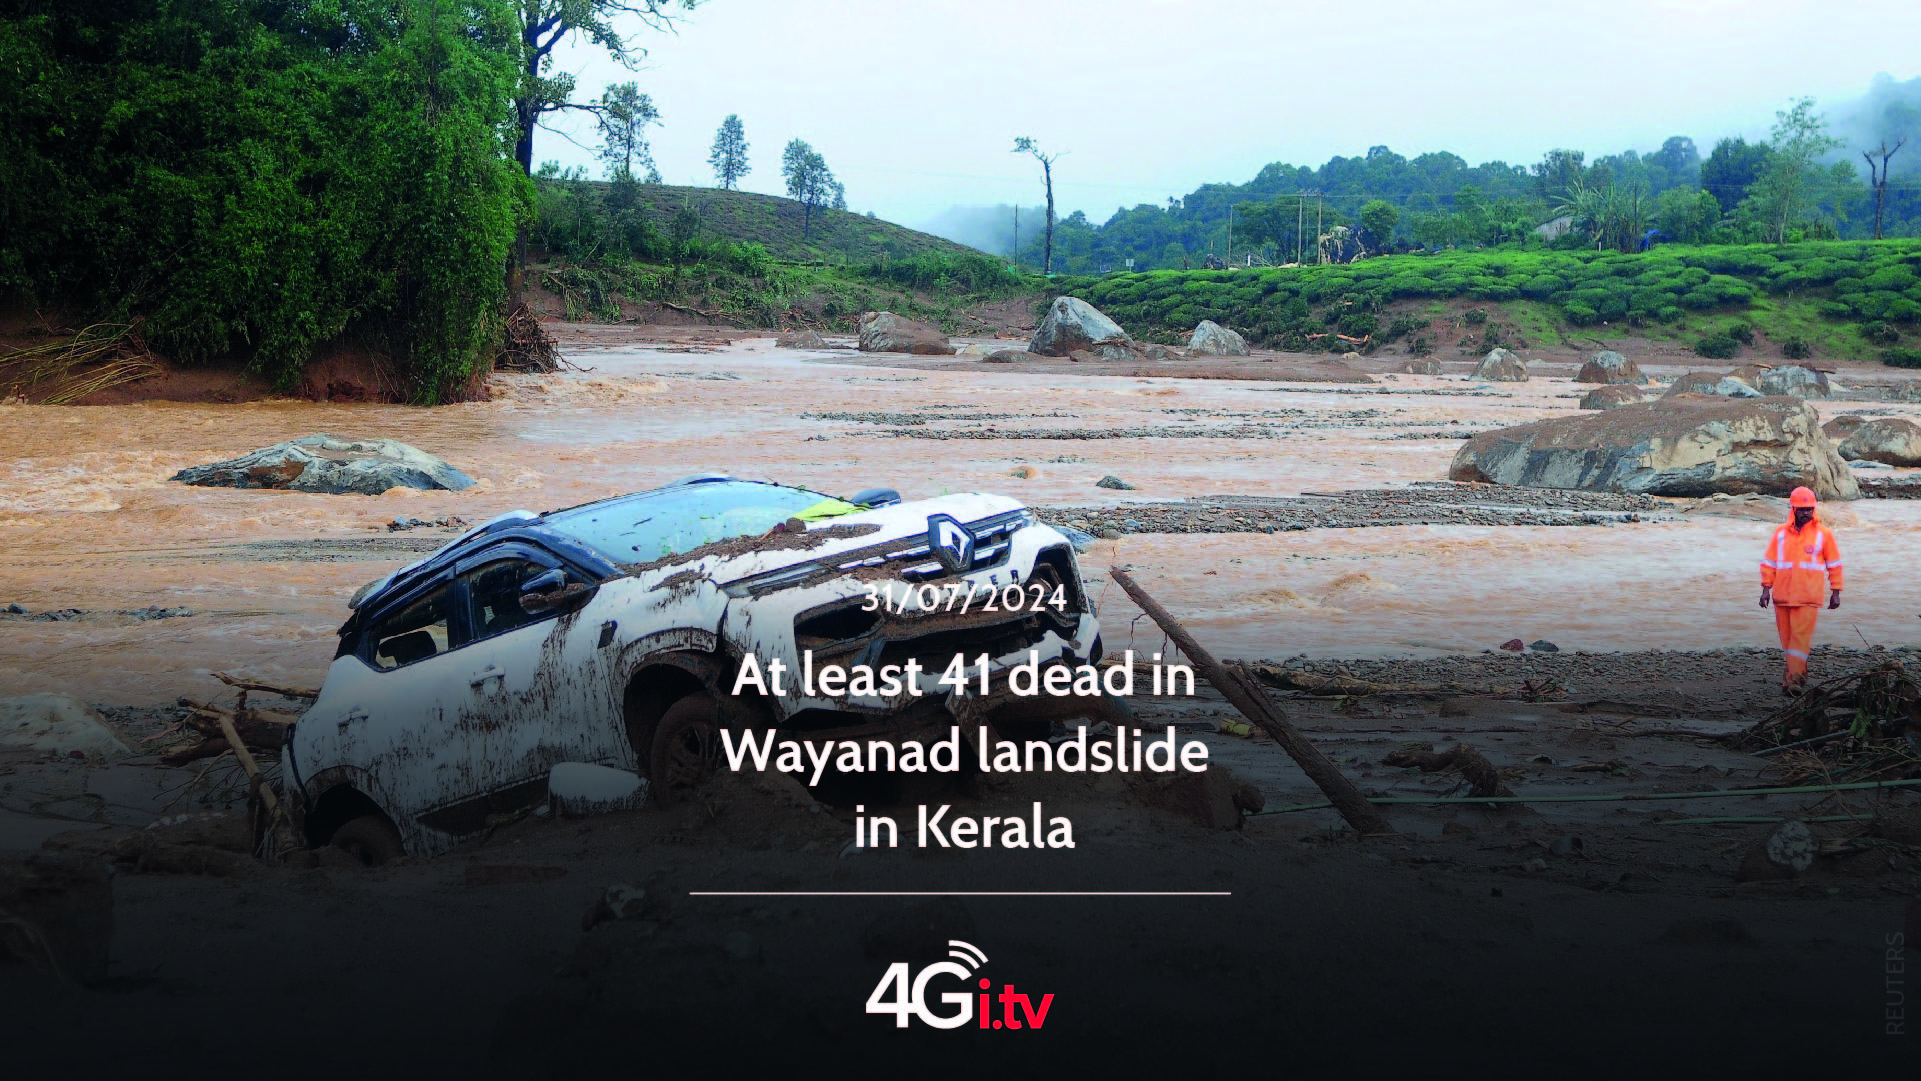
xmin=542 ymin=481 xmax=837 ymax=563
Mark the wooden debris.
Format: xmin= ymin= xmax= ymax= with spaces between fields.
xmin=213 ymin=672 xmax=319 ymax=699
xmin=1108 ymin=567 xmax=1395 ymax=836
xmin=1382 ymin=744 xmax=1520 ymax=804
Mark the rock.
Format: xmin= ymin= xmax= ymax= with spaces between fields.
xmin=1579 ymin=385 xmax=1653 ymax=411
xmin=1136 ymin=343 xmax=1185 ymax=362
xmin=1737 ymin=819 xmax=1816 ymax=881
xmin=775 ymin=329 xmax=827 ymax=349
xmin=547 ymin=762 xmax=648 ymax=817
xmin=1664 ymin=370 xmax=1760 ymax=399
xmin=1029 ymin=297 xmax=1128 ymax=357
xmin=1449 ymin=396 xmax=1859 ymax=500
xmin=172 ymin=435 xmax=475 ymax=495
xmin=856 ymin=311 xmax=954 ymax=355
xmin=1499 ymin=639 xmax=1525 ymax=652
xmin=1095 ymin=475 xmax=1136 ymax=490
xmin=1469 ymin=347 xmax=1527 ymax=382
xmin=1400 ymin=358 xmax=1443 ymax=375
xmin=1821 ymin=415 xmax=1866 ymax=439
xmin=1187 ymin=320 xmax=1249 ymax=357
xmin=1886 ymin=381 xmax=1921 ymax=402
xmin=1757 ymin=365 xmax=1830 ymax=399
xmin=0 ymin=694 xmax=132 ymax=760
xmin=1092 ymin=341 xmax=1141 ymax=362
xmin=1055 ymin=525 xmax=1097 ymax=553
xmin=983 ymin=348 xmax=1043 ymax=364
xmin=1828 ymin=417 xmax=1921 ymax=466
xmin=1529 ymin=640 xmax=1560 ymax=652
xmin=0 ymin=852 xmax=114 ymax=987
xmin=1576 ymin=350 xmax=1648 ymax=385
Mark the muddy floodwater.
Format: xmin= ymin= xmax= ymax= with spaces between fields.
xmin=6 ymin=333 xmax=1921 ymax=707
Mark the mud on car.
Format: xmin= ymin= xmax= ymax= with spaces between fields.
xmin=283 ymin=476 xmax=1112 ymax=861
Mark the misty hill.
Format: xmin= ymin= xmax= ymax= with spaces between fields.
xmin=550 ymin=183 xmax=993 ymax=265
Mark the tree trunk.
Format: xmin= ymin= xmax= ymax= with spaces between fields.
xmin=1042 ymin=159 xmax=1055 ymax=276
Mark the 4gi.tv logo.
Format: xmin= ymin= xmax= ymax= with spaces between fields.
xmin=865 ymin=940 xmax=1054 ymax=1030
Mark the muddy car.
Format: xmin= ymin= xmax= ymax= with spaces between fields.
xmin=283 ymin=476 xmax=1109 ymax=860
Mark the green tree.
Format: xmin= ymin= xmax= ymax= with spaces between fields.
xmin=1358 ymin=199 xmax=1399 ymax=244
xmin=780 ymin=138 xmax=836 ymax=237
xmin=1701 ymin=136 xmax=1772 ymax=213
xmin=510 ymin=1 xmax=695 ymax=176
xmin=1746 ymin=98 xmax=1845 ymax=243
xmin=709 ymin=113 xmax=750 ymax=189
xmin=1012 ymin=137 xmax=1060 ymax=274
xmin=594 ymin=82 xmax=659 ymax=181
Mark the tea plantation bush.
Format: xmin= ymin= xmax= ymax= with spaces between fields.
xmin=1054 ymin=240 xmax=1921 ymax=355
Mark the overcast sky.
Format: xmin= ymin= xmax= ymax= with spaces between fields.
xmin=536 ymin=0 xmax=1921 ymax=230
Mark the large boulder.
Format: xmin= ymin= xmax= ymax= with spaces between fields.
xmin=982 ymin=348 xmax=1044 ymax=364
xmin=1757 ymin=365 xmax=1831 ymax=399
xmin=1827 ymin=417 xmax=1921 ymax=466
xmin=856 ymin=311 xmax=954 ymax=355
xmin=1029 ymin=297 xmax=1128 ymax=357
xmin=0 ymin=694 xmax=133 ymax=760
xmin=1575 ymin=350 xmax=1647 ymax=385
xmin=775 ymin=329 xmax=828 ymax=349
xmin=1579 ymin=385 xmax=1653 ymax=411
xmin=1187 ymin=320 xmax=1249 ymax=357
xmin=1469 ymin=348 xmax=1528 ymax=382
xmin=171 ymin=435 xmax=474 ymax=495
xmin=1449 ymin=395 xmax=1858 ymax=500
xmin=1664 ymin=370 xmax=1761 ymax=399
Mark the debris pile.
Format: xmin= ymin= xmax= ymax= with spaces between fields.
xmin=496 ymin=302 xmax=563 ymax=373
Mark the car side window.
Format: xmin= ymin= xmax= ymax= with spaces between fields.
xmin=366 ymin=583 xmax=455 ymax=670
xmin=461 ymin=558 xmax=564 ymax=642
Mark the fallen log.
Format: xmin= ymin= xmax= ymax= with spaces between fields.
xmin=213 ymin=672 xmax=319 ymax=700
xmin=1107 ymin=567 xmax=1395 ymax=836
xmin=1381 ymin=744 xmax=1519 ymax=804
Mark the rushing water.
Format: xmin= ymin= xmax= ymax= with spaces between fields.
xmin=5 ymin=338 xmax=1921 ymax=706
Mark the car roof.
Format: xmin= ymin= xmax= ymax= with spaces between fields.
xmin=341 ymin=476 xmax=817 ymax=632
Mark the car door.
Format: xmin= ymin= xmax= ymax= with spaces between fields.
xmin=350 ymin=573 xmax=488 ymax=826
xmin=449 ymin=546 xmax=615 ymax=801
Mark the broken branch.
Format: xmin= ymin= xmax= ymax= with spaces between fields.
xmin=1106 ymin=567 xmax=1395 ymax=836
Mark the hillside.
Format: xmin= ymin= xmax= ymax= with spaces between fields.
xmin=564 ymin=183 xmax=992 ymax=265
xmin=1053 ymin=239 xmax=1921 ymax=364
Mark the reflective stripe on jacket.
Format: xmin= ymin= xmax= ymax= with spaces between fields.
xmin=1759 ymin=518 xmax=1843 ymax=606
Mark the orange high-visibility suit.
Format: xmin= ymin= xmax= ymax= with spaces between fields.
xmin=1759 ymin=510 xmax=1843 ymax=684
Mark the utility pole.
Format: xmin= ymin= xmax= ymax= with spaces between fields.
xmin=1227 ymin=202 xmax=1235 ymax=265
xmin=1295 ymin=193 xmax=1305 ymax=265
xmin=1316 ymin=194 xmax=1324 ymax=264
xmin=1864 ymin=139 xmax=1906 ymax=241
xmin=1013 ymin=206 xmax=1020 ymax=262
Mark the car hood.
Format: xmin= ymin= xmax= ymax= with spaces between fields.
xmin=620 ymin=491 xmax=1027 ymax=584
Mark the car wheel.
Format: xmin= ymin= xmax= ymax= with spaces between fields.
xmin=650 ymin=693 xmax=720 ymax=806
xmin=331 ymin=814 xmax=405 ymax=866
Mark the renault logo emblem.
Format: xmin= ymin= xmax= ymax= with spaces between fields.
xmin=926 ymin=514 xmax=975 ymax=574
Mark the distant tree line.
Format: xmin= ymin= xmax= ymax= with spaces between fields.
xmin=1006 ymin=99 xmax=1920 ymax=274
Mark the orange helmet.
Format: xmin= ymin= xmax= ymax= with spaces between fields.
xmin=1789 ymin=486 xmax=1817 ymax=508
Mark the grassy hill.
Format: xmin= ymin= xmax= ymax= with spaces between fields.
xmin=1053 ymin=240 xmax=1921 ymax=364
xmin=562 ymin=182 xmax=990 ymax=265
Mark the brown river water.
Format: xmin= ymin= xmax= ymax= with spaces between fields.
xmin=6 ymin=336 xmax=1921 ymax=707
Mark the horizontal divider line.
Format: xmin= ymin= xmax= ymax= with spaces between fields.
xmin=687 ymin=891 xmax=1233 ymax=897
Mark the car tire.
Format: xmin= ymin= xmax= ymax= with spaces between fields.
xmin=331 ymin=814 xmax=405 ymax=866
xmin=650 ymin=693 xmax=720 ymax=806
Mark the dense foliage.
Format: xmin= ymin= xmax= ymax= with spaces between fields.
xmin=1000 ymin=113 xmax=1919 ymax=274
xmin=1051 ymin=240 xmax=1921 ymax=355
xmin=0 ymin=0 xmax=531 ymax=401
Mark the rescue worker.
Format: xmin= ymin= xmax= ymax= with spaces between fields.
xmin=1758 ymin=486 xmax=1843 ymax=694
